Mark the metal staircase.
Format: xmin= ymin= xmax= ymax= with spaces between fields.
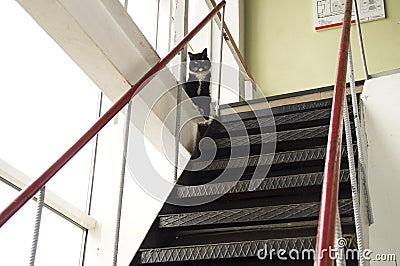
xmin=130 ymin=96 xmax=360 ymax=265
xmin=0 ymin=1 xmax=373 ymax=265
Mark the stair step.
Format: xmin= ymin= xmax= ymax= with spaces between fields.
xmin=159 ymin=199 xmax=353 ymax=228
xmin=173 ymin=170 xmax=350 ymax=199
xmin=211 ymin=125 xmax=331 ymax=149
xmin=221 ymin=97 xmax=356 ymax=123
xmin=187 ymin=146 xmax=355 ymax=172
xmin=139 ymin=235 xmax=356 ymax=264
xmin=212 ymin=108 xmax=336 ymax=135
xmin=131 ymin=95 xmax=361 ymax=265
xmin=173 ymin=217 xmax=354 ymax=238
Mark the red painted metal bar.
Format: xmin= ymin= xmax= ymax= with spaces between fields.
xmin=314 ymin=0 xmax=353 ymax=265
xmin=0 ymin=0 xmax=226 ymax=228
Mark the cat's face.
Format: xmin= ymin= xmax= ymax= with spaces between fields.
xmin=188 ymin=48 xmax=211 ymax=73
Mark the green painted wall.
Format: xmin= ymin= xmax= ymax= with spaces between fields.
xmin=243 ymin=0 xmax=400 ymax=97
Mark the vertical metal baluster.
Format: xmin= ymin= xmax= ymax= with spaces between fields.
xmin=112 ymin=2 xmax=131 ymax=264
xmin=347 ymin=44 xmax=373 ymax=225
xmin=334 ymin=206 xmax=346 ymax=266
xmin=353 ymin=0 xmax=369 ymax=79
xmin=216 ymin=5 xmax=226 ymax=118
xmin=174 ymin=66 xmax=183 ymax=182
xmin=173 ymin=0 xmax=188 ymax=182
xmin=124 ymin=0 xmax=129 ymax=12
xmin=155 ymin=0 xmax=161 ymax=51
xmin=168 ymin=0 xmax=174 ymax=53
xmin=29 ymin=186 xmax=46 ymax=266
xmin=343 ymin=55 xmax=367 ymax=265
xmin=112 ymin=101 xmax=133 ymax=266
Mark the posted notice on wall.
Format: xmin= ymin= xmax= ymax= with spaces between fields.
xmin=314 ymin=0 xmax=385 ymax=31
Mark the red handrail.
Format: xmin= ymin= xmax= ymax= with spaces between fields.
xmin=314 ymin=0 xmax=353 ymax=265
xmin=0 ymin=0 xmax=226 ymax=228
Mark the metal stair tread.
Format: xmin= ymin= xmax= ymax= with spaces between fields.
xmin=220 ymin=96 xmax=356 ymax=123
xmin=208 ymin=125 xmax=331 ymax=150
xmin=131 ymin=94 xmax=361 ymax=265
xmin=186 ymin=145 xmax=356 ymax=171
xmin=173 ymin=170 xmax=350 ymax=199
xmin=214 ymin=108 xmax=334 ymax=134
xmin=139 ymin=234 xmax=356 ymax=264
xmin=158 ymin=199 xmax=353 ymax=228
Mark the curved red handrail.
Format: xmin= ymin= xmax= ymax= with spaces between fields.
xmin=314 ymin=0 xmax=353 ymax=265
xmin=0 ymin=0 xmax=226 ymax=228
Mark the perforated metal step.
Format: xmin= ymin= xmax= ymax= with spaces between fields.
xmin=139 ymin=235 xmax=356 ymax=264
xmin=214 ymin=108 xmax=334 ymax=134
xmin=173 ymin=170 xmax=350 ymax=199
xmin=210 ymin=125 xmax=330 ymax=149
xmin=187 ymin=146 xmax=355 ymax=172
xmin=159 ymin=199 xmax=353 ymax=228
xmin=131 ymin=95 xmax=359 ymax=266
xmin=221 ymin=96 xmax=355 ymax=123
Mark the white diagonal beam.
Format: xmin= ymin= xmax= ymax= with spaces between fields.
xmin=0 ymin=159 xmax=96 ymax=230
xmin=16 ymin=0 xmax=201 ymax=153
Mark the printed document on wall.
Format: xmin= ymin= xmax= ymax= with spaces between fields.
xmin=314 ymin=0 xmax=385 ymax=31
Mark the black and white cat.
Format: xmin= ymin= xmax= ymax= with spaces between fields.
xmin=184 ymin=48 xmax=212 ymax=120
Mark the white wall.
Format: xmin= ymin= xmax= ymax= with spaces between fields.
xmin=245 ymin=0 xmax=400 ymax=97
xmin=83 ymin=98 xmax=182 ymax=265
xmin=361 ymin=73 xmax=400 ymax=264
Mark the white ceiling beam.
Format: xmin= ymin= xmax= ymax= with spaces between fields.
xmin=16 ymin=0 xmax=201 ymax=153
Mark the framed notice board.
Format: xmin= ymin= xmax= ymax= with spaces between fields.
xmin=314 ymin=0 xmax=385 ymax=31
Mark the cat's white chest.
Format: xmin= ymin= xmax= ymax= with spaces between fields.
xmin=193 ymin=71 xmax=209 ymax=80
xmin=197 ymin=81 xmax=202 ymax=95
xmin=192 ymin=71 xmax=210 ymax=96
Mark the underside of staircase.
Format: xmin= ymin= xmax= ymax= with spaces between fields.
xmin=130 ymin=96 xmax=359 ymax=265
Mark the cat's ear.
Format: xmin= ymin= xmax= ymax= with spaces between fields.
xmin=188 ymin=52 xmax=194 ymax=60
xmin=202 ymin=48 xmax=208 ymax=58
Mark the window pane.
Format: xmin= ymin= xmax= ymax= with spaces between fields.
xmin=34 ymin=208 xmax=84 ymax=266
xmin=0 ymin=181 xmax=36 ymax=265
xmin=0 ymin=181 xmax=84 ymax=266
xmin=127 ymin=0 xmax=159 ymax=48
xmin=0 ymin=0 xmax=99 ymax=210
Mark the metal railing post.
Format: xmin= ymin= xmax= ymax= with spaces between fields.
xmin=155 ymin=0 xmax=161 ymax=51
xmin=29 ymin=186 xmax=46 ymax=266
xmin=108 ymin=1 xmax=132 ymax=264
xmin=112 ymin=100 xmax=133 ymax=266
xmin=173 ymin=0 xmax=188 ymax=182
xmin=347 ymin=44 xmax=374 ymax=225
xmin=173 ymin=75 xmax=183 ymax=182
xmin=334 ymin=207 xmax=346 ymax=266
xmin=342 ymin=86 xmax=367 ymax=266
xmin=314 ymin=0 xmax=353 ymax=264
xmin=206 ymin=0 xmax=257 ymax=99
xmin=353 ymin=0 xmax=370 ymax=80
xmin=216 ymin=5 xmax=226 ymax=117
xmin=124 ymin=0 xmax=129 ymax=12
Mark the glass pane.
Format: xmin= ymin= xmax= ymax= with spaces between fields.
xmin=0 ymin=181 xmax=83 ymax=266
xmin=0 ymin=0 xmax=99 ymax=210
xmin=0 ymin=181 xmax=36 ymax=265
xmin=34 ymin=208 xmax=83 ymax=266
xmin=127 ymin=0 xmax=159 ymax=49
